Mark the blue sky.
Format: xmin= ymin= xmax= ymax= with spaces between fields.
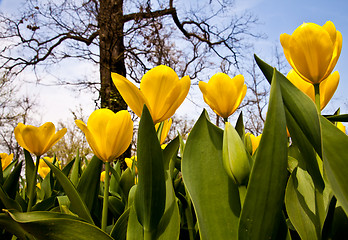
xmin=0 ymin=0 xmax=347 ymax=124
xmin=240 ymin=0 xmax=348 ymax=115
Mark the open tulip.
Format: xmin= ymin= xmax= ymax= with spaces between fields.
xmin=280 ymin=21 xmax=342 ymax=84
xmin=0 ymin=153 xmax=13 ymax=171
xmin=155 ymin=118 xmax=172 ymax=144
xmin=287 ymin=69 xmax=339 ymax=110
xmin=14 ymin=122 xmax=67 ymax=156
xmin=75 ymin=109 xmax=133 ymax=162
xmin=199 ymin=73 xmax=247 ymax=119
xmin=111 ymin=65 xmax=190 ymax=124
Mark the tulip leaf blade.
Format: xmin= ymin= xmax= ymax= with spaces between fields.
xmin=285 ymin=167 xmax=320 ymax=240
xmin=4 ymin=210 xmax=113 ymax=240
xmin=135 ymin=104 xmax=166 ymax=235
xmin=320 ymin=115 xmax=348 ymax=215
xmin=43 ymin=159 xmax=94 ymax=224
xmin=254 ymin=54 xmax=321 ymax=155
xmin=76 ymin=155 xmax=102 ymax=212
xmin=3 ymin=161 xmax=23 ymax=199
xmin=182 ymin=109 xmax=241 ymax=240
xmin=255 ymin=55 xmax=324 ymax=190
xmin=238 ymin=68 xmax=288 ymax=239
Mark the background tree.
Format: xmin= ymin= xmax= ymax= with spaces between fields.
xmin=0 ymin=0 xmax=259 ymax=114
xmin=0 ymin=76 xmax=38 ymax=159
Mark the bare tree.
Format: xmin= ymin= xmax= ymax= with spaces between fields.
xmin=0 ymin=0 xmax=259 ymax=114
xmin=0 ymin=76 xmax=39 ymax=159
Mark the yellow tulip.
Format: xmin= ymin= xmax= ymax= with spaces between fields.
xmin=111 ymin=65 xmax=190 ymax=124
xmin=199 ymin=73 xmax=247 ymax=119
xmin=75 ymin=109 xmax=133 ymax=162
xmin=155 ymin=118 xmax=172 ymax=144
xmin=14 ymin=122 xmax=67 ymax=156
xmin=38 ymin=157 xmax=58 ymax=179
xmin=125 ymin=156 xmax=137 ymax=174
xmin=337 ymin=122 xmax=346 ymax=134
xmin=0 ymin=153 xmax=13 ymax=171
xmin=249 ymin=133 xmax=262 ymax=155
xmin=287 ymin=69 xmax=339 ymax=110
xmin=100 ymin=171 xmax=105 ymax=182
xmin=280 ymin=21 xmax=342 ymax=84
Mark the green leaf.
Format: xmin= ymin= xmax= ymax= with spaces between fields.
xmin=70 ymin=151 xmax=81 ymax=186
xmin=235 ymin=111 xmax=245 ymax=140
xmin=110 ymin=208 xmax=130 ymax=240
xmin=0 ymin=213 xmax=33 ymax=240
xmin=182 ymin=110 xmax=241 ymax=240
xmin=162 ymin=136 xmax=180 ymax=170
xmin=43 ymin=159 xmax=94 ymax=224
xmin=238 ymin=68 xmax=288 ymax=239
xmin=255 ymin=55 xmax=321 ymax=155
xmin=24 ymin=149 xmax=35 ymax=196
xmin=155 ymin=168 xmax=180 ymax=240
xmin=255 ymin=55 xmax=324 ymax=190
xmin=135 ymin=105 xmax=166 ymax=235
xmin=324 ymin=114 xmax=348 ymax=122
xmin=3 ymin=161 xmax=23 ymax=199
xmin=0 ymin=184 xmax=22 ymax=211
xmin=127 ymin=186 xmax=144 ymax=239
xmin=5 ymin=210 xmax=113 ymax=240
xmin=285 ymin=167 xmax=319 ymax=239
xmin=320 ymin=115 xmax=348 ymax=215
xmin=76 ymin=155 xmax=102 ymax=211
xmin=108 ymin=196 xmax=125 ymax=218
xmin=2 ymin=159 xmax=18 ymax=180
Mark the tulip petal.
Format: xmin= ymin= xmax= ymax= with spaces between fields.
xmin=75 ymin=119 xmax=104 ymax=161
xmin=290 ymin=23 xmax=334 ymax=83
xmin=105 ymin=110 xmax=133 ymax=161
xmin=325 ymin=31 xmax=342 ymax=79
xmin=320 ymin=71 xmax=339 ymax=110
xmin=322 ymin=21 xmax=337 ymax=43
xmin=287 ymin=69 xmax=315 ymax=102
xmin=156 ymin=75 xmax=190 ymax=123
xmin=111 ymin=72 xmax=149 ymax=117
xmin=42 ymin=128 xmax=67 ymax=154
xmin=14 ymin=123 xmax=29 ymax=152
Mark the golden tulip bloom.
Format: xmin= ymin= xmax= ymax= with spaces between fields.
xmin=75 ymin=109 xmax=133 ymax=162
xmin=0 ymin=153 xmax=13 ymax=171
xmin=287 ymin=69 xmax=339 ymax=110
xmin=100 ymin=171 xmax=105 ymax=182
xmin=280 ymin=21 xmax=342 ymax=84
xmin=38 ymin=157 xmax=58 ymax=179
xmin=125 ymin=156 xmax=137 ymax=175
xmin=111 ymin=65 xmax=190 ymax=124
xmin=337 ymin=122 xmax=346 ymax=134
xmin=199 ymin=73 xmax=247 ymax=119
xmin=249 ymin=133 xmax=262 ymax=155
xmin=155 ymin=118 xmax=172 ymax=144
xmin=14 ymin=122 xmax=67 ymax=156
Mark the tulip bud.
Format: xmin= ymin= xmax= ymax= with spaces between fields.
xmin=222 ymin=122 xmax=250 ymax=185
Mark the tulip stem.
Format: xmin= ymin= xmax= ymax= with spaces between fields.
xmin=27 ymin=155 xmax=40 ymax=212
xmin=314 ymin=83 xmax=321 ymax=112
xmin=101 ymin=162 xmax=110 ymax=232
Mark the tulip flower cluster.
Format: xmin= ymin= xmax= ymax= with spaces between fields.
xmin=1 ymin=20 xmax=347 ymax=240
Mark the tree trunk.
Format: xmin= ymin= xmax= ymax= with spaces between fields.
xmin=98 ymin=0 xmax=127 ymax=113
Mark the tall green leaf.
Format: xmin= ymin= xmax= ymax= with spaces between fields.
xmin=320 ymin=116 xmax=348 ymax=215
xmin=43 ymin=159 xmax=94 ymax=224
xmin=3 ymin=161 xmax=23 ymax=199
xmin=76 ymin=155 xmax=102 ymax=211
xmin=134 ymin=105 xmax=166 ymax=236
xmin=238 ymin=68 xmax=288 ymax=239
xmin=255 ymin=55 xmax=324 ymax=190
xmin=182 ymin=110 xmax=241 ymax=240
xmin=285 ymin=167 xmax=320 ymax=240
